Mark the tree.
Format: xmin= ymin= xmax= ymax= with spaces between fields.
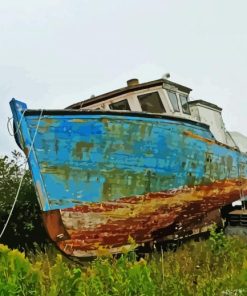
xmin=0 ymin=151 xmax=48 ymax=250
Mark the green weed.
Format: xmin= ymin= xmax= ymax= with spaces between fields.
xmin=0 ymin=233 xmax=247 ymax=295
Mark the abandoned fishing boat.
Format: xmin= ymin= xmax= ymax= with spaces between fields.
xmin=10 ymin=77 xmax=247 ymax=258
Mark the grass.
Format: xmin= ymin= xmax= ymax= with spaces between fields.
xmin=1 ymin=229 xmax=247 ymax=295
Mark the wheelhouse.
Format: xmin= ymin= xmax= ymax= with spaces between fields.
xmin=67 ymin=78 xmax=247 ymax=152
xmin=67 ymin=78 xmax=192 ymax=117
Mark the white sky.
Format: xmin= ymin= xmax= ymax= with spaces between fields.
xmin=1 ymin=0 xmax=247 ymax=156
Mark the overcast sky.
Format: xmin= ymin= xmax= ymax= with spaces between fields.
xmin=1 ymin=0 xmax=247 ymax=156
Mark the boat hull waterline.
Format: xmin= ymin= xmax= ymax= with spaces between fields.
xmin=10 ymin=99 xmax=247 ymax=257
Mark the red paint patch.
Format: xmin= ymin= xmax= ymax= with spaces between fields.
xmin=42 ymin=178 xmax=247 ymax=257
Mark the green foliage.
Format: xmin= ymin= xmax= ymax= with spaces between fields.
xmin=149 ymin=233 xmax=247 ymax=296
xmin=209 ymin=224 xmax=230 ymax=254
xmin=0 ymin=151 xmax=47 ymax=250
xmin=1 ymin=233 xmax=247 ymax=295
xmin=83 ymin=253 xmax=156 ymax=296
xmin=45 ymin=254 xmax=84 ymax=296
xmin=0 ymin=244 xmax=42 ymax=295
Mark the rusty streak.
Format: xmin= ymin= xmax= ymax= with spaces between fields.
xmin=183 ymin=130 xmax=239 ymax=151
xmin=41 ymin=178 xmax=247 ymax=258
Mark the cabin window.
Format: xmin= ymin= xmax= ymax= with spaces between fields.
xmin=179 ymin=94 xmax=190 ymax=114
xmin=167 ymin=90 xmax=180 ymax=112
xmin=109 ymin=99 xmax=131 ymax=111
xmin=138 ymin=92 xmax=166 ymax=113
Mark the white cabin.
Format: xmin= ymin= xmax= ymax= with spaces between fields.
xmin=67 ymin=78 xmax=247 ymax=153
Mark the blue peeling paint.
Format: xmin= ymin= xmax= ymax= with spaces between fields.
xmin=10 ymin=99 xmax=247 ymax=211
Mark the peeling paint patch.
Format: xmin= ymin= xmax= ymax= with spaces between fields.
xmin=22 ymin=114 xmax=247 ymax=210
xmin=72 ymin=142 xmax=94 ymax=159
xmin=68 ymin=119 xmax=87 ymax=123
xmin=42 ymin=178 xmax=247 ymax=258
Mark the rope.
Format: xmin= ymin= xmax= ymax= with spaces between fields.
xmin=0 ymin=109 xmax=44 ymax=239
xmin=7 ymin=110 xmax=27 ymax=136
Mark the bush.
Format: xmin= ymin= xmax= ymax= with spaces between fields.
xmin=1 ymin=232 xmax=247 ymax=295
xmin=0 ymin=244 xmax=42 ymax=295
xmin=83 ymin=254 xmax=156 ymax=296
xmin=0 ymin=245 xmax=156 ymax=296
xmin=0 ymin=151 xmax=47 ymax=250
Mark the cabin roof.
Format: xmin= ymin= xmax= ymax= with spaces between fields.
xmin=188 ymin=100 xmax=222 ymax=111
xmin=66 ymin=78 xmax=192 ymax=109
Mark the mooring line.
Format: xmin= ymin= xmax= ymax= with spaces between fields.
xmin=0 ymin=110 xmax=44 ymax=240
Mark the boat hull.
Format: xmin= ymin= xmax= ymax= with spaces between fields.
xmin=10 ymin=99 xmax=247 ymax=257
xmin=42 ymin=179 xmax=247 ymax=257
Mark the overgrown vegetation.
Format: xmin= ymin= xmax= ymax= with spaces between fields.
xmin=0 ymin=232 xmax=247 ymax=295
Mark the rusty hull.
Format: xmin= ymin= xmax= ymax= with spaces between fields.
xmin=42 ymin=178 xmax=247 ymax=257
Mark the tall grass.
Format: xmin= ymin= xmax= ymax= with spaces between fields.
xmin=1 ymin=231 xmax=247 ymax=295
